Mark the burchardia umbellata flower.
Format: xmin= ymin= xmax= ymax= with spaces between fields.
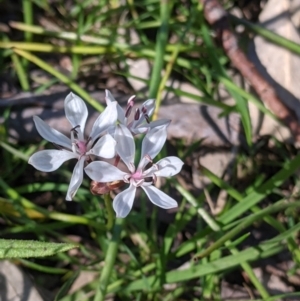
xmin=105 ymin=89 xmax=170 ymax=135
xmin=28 ymin=92 xmax=117 ymax=200
xmin=84 ymin=124 xmax=184 ymax=218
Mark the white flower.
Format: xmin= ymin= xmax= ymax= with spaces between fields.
xmin=28 ymin=92 xmax=117 ymax=200
xmin=84 ymin=124 xmax=184 ymax=218
xmin=105 ymin=89 xmax=170 ymax=135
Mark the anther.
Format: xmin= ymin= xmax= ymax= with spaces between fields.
xmin=134 ymin=108 xmax=140 ymax=120
xmin=152 ymin=163 xmax=159 ymax=170
xmin=125 ymin=95 xmax=136 ymax=118
xmin=71 ymin=125 xmax=80 ymax=134
xmin=145 ymin=154 xmax=153 ymax=163
xmin=152 ymin=174 xmax=157 ymax=184
xmin=125 ymin=104 xmax=133 ymax=118
xmin=86 ymin=136 xmax=92 ymax=144
xmin=144 ymin=113 xmax=150 ymax=123
xmin=123 ymin=174 xmax=131 ymax=183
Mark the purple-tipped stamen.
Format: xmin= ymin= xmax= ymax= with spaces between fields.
xmin=134 ymin=108 xmax=140 ymax=121
xmin=144 ymin=114 xmax=150 ymax=123
xmin=125 ymin=95 xmax=136 ymax=118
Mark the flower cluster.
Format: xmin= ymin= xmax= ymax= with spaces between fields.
xmin=29 ymin=91 xmax=184 ymax=218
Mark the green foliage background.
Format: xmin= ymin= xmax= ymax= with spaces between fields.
xmin=0 ymin=0 xmax=300 ymax=300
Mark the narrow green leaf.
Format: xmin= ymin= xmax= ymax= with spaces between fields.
xmin=148 ymin=1 xmax=171 ymax=98
xmin=13 ymin=48 xmax=104 ymax=112
xmin=200 ymin=18 xmax=252 ymax=145
xmin=11 ymin=52 xmax=30 ymax=91
xmin=54 ymin=271 xmax=80 ymax=301
xmin=19 ymin=258 xmax=69 ymax=274
xmin=230 ymin=15 xmax=300 ymax=56
xmin=123 ymin=241 xmax=283 ymax=292
xmin=220 ymin=153 xmax=300 ymax=224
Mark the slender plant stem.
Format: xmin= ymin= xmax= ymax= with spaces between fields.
xmin=104 ymin=194 xmax=114 ymax=230
xmin=93 ymin=217 xmax=124 ymax=301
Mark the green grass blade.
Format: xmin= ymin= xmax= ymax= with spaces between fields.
xmin=220 ymin=153 xmax=300 ymax=224
xmin=13 ymin=48 xmax=104 ymax=112
xmin=148 ymin=1 xmax=171 ymax=98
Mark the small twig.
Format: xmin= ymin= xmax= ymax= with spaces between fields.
xmin=200 ymin=0 xmax=300 ymax=143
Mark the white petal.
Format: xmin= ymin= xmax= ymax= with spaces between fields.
xmin=136 ymin=155 xmax=150 ymax=172
xmin=28 ymin=149 xmax=77 ymax=172
xmin=146 ymin=119 xmax=170 ymax=130
xmin=141 ymin=125 xmax=168 ymax=160
xmin=66 ymin=157 xmax=85 ymax=200
xmin=90 ymin=102 xmax=118 ymax=142
xmin=88 ymin=134 xmax=116 ymax=158
xmin=113 ymin=184 xmax=136 ymax=218
xmin=105 ymin=89 xmax=116 ymax=105
xmin=116 ymin=102 xmax=126 ymax=125
xmin=142 ymin=185 xmax=178 ymax=209
xmin=107 ymin=125 xmax=116 ymax=137
xmin=130 ymin=126 xmax=148 ymax=135
xmin=142 ymin=99 xmax=155 ymax=117
xmin=64 ymin=92 xmax=88 ymax=133
xmin=132 ymin=119 xmax=170 ymax=135
xmin=115 ymin=124 xmax=135 ymax=171
xmin=154 ymin=156 xmax=184 ymax=177
xmin=84 ymin=161 xmax=127 ymax=182
xmin=33 ymin=116 xmax=72 ymax=150
xmin=105 ymin=90 xmax=126 ymax=124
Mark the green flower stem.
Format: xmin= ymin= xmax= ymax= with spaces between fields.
xmin=104 ymin=194 xmax=114 ymax=230
xmin=94 ymin=217 xmax=125 ymax=301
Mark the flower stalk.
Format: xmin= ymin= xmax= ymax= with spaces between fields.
xmin=93 ymin=217 xmax=125 ymax=301
xmin=104 ymin=193 xmax=114 ymax=230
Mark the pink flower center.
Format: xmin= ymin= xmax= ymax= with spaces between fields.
xmin=131 ymin=170 xmax=143 ymax=181
xmin=76 ymin=140 xmax=88 ymax=156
